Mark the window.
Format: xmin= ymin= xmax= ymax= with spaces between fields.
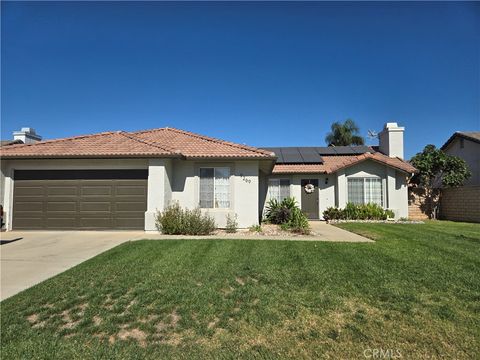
xmin=268 ymin=179 xmax=290 ymax=202
xmin=199 ymin=167 xmax=230 ymax=208
xmin=347 ymin=178 xmax=383 ymax=206
xmin=460 ymin=138 xmax=465 ymax=149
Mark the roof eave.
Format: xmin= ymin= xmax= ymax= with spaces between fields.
xmin=328 ymin=157 xmax=416 ymax=175
xmin=441 ymin=132 xmax=480 ymax=150
xmin=183 ymin=155 xmax=277 ymax=161
xmin=0 ymin=154 xmax=183 ymax=160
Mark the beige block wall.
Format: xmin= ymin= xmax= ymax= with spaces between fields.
xmin=408 ymin=187 xmax=430 ymax=220
xmin=440 ymin=185 xmax=480 ymax=223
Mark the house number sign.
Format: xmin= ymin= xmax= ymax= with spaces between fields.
xmin=240 ymin=174 xmax=251 ymax=183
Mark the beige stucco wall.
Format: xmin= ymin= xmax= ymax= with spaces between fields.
xmin=170 ymin=160 xmax=260 ymax=228
xmin=145 ymin=158 xmax=173 ymax=231
xmin=340 ymin=160 xmax=408 ymax=219
xmin=1 ymin=158 xmax=261 ymax=231
xmin=0 ymin=160 xmax=6 ymax=206
xmin=443 ymin=137 xmax=480 ymax=186
xmin=262 ymin=161 xmax=409 ymax=220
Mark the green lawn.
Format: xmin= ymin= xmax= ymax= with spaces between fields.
xmin=1 ymin=221 xmax=479 ymax=359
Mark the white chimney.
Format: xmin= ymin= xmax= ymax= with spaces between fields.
xmin=13 ymin=127 xmax=42 ymax=144
xmin=378 ymin=122 xmax=404 ymax=159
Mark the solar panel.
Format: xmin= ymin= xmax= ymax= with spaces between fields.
xmin=260 ymin=145 xmax=372 ymax=163
xmin=281 ymin=147 xmax=303 ymax=163
xmin=316 ymin=147 xmax=336 ymax=155
xmin=349 ymin=145 xmax=372 ymax=154
xmin=331 ymin=146 xmax=353 ymax=155
xmin=298 ymin=147 xmax=323 ymax=163
xmin=262 ymin=147 xmax=283 ymax=162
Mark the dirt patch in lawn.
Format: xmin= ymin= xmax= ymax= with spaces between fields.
xmin=117 ymin=328 xmax=147 ymax=347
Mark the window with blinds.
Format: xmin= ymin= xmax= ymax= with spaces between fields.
xmin=199 ymin=167 xmax=230 ymax=208
xmin=347 ymin=178 xmax=383 ymax=206
xmin=268 ymin=179 xmax=290 ymax=202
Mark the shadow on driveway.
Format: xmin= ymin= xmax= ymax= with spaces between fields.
xmin=0 ymin=237 xmax=23 ymax=245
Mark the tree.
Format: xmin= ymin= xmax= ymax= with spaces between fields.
xmin=410 ymin=144 xmax=471 ymax=219
xmin=325 ymin=119 xmax=365 ymax=146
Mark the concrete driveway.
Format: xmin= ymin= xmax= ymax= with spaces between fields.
xmin=0 ymin=231 xmax=143 ymax=301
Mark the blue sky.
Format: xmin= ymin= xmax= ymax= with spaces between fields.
xmin=2 ymin=1 xmax=479 ymax=159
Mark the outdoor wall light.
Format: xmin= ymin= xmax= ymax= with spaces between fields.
xmin=325 ymin=178 xmax=329 ymax=185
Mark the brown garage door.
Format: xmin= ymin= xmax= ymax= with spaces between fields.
xmin=13 ymin=170 xmax=148 ymax=230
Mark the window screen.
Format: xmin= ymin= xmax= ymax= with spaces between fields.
xmin=200 ymin=167 xmax=230 ymax=208
xmin=347 ymin=178 xmax=383 ymax=207
xmin=347 ymin=178 xmax=364 ymax=205
xmin=365 ymin=178 xmax=383 ymax=206
xmin=268 ymin=179 xmax=290 ymax=202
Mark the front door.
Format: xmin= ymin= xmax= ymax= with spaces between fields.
xmin=301 ymin=179 xmax=319 ymax=219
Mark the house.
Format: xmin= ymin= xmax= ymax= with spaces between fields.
xmin=437 ymin=131 xmax=480 ymax=223
xmin=441 ymin=131 xmax=480 ymax=186
xmin=0 ymin=123 xmax=415 ymax=231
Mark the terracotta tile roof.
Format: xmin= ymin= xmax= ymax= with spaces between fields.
xmin=130 ymin=128 xmax=275 ymax=159
xmin=0 ymin=128 xmax=275 ymax=159
xmin=272 ymin=153 xmax=416 ymax=174
xmin=272 ymin=164 xmax=328 ymax=173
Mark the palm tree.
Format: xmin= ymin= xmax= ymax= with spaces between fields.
xmin=325 ymin=119 xmax=365 ymax=146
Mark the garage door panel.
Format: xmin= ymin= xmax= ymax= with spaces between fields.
xmin=80 ymin=202 xmax=112 ymax=212
xmin=47 ymin=186 xmax=78 ymax=196
xmin=47 ymin=202 xmax=77 ymax=212
xmin=79 ymin=218 xmax=113 ymax=228
xmin=116 ymin=202 xmax=146 ymax=212
xmin=116 ymin=185 xmax=147 ymax=196
xmin=13 ymin=173 xmax=147 ymax=230
xmin=115 ymin=218 xmax=145 ymax=229
xmin=14 ymin=218 xmax=45 ymax=229
xmin=14 ymin=186 xmax=45 ymax=197
xmin=81 ymin=186 xmax=112 ymax=196
xmin=46 ymin=218 xmax=78 ymax=228
xmin=15 ymin=201 xmax=44 ymax=212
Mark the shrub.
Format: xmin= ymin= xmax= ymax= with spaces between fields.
xmin=155 ymin=202 xmax=216 ymax=235
xmin=264 ymin=197 xmax=310 ymax=234
xmin=249 ymin=224 xmax=262 ymax=232
xmin=323 ymin=203 xmax=394 ymax=221
xmin=282 ymin=206 xmax=310 ymax=234
xmin=225 ymin=213 xmax=238 ymax=233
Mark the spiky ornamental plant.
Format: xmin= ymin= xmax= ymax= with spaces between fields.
xmin=410 ymin=145 xmax=471 ymax=219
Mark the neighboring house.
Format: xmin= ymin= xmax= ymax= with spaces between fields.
xmin=441 ymin=131 xmax=480 ymax=186
xmin=438 ymin=131 xmax=480 ymax=223
xmin=0 ymin=123 xmax=415 ymax=231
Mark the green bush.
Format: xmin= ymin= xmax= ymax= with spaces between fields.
xmin=155 ymin=202 xmax=216 ymax=235
xmin=264 ymin=197 xmax=310 ymax=234
xmin=323 ymin=203 xmax=394 ymax=221
xmin=264 ymin=198 xmax=294 ymax=224
xmin=225 ymin=213 xmax=238 ymax=233
xmin=249 ymin=224 xmax=262 ymax=232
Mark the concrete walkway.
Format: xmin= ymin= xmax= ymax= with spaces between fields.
xmin=138 ymin=222 xmax=373 ymax=242
xmin=1 ymin=224 xmax=370 ymax=301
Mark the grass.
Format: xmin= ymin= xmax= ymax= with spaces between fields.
xmin=1 ymin=221 xmax=479 ymax=359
